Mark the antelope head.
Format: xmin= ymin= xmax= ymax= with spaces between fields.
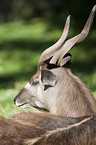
xmin=14 ymin=6 xmax=96 ymax=117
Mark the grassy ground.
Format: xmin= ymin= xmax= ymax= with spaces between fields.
xmin=0 ymin=18 xmax=96 ymax=117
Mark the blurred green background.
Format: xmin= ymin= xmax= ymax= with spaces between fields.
xmin=0 ymin=0 xmax=96 ymax=117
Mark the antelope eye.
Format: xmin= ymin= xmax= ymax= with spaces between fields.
xmin=30 ymin=79 xmax=39 ymax=86
xmin=32 ymin=81 xmax=39 ymax=85
xmin=29 ymin=79 xmax=33 ymax=85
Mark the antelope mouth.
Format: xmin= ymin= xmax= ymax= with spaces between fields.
xmin=15 ymin=102 xmax=49 ymax=112
xmin=15 ymin=102 xmax=32 ymax=109
xmin=32 ymin=105 xmax=49 ymax=112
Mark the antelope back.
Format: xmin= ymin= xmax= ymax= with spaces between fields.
xmin=0 ymin=112 xmax=96 ymax=145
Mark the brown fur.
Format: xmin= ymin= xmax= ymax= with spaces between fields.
xmin=30 ymin=70 xmax=40 ymax=84
xmin=0 ymin=112 xmax=96 ymax=145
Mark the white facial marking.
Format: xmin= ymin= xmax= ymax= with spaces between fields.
xmin=20 ymin=104 xmax=32 ymax=108
xmin=15 ymin=102 xmax=22 ymax=107
xmin=15 ymin=102 xmax=31 ymax=108
xmin=15 ymin=102 xmax=39 ymax=111
xmin=24 ymin=82 xmax=31 ymax=89
xmin=35 ymin=101 xmax=44 ymax=108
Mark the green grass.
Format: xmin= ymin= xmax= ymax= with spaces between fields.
xmin=0 ymin=18 xmax=96 ymax=117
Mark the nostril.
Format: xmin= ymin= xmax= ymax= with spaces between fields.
xmin=14 ymin=97 xmax=17 ymax=104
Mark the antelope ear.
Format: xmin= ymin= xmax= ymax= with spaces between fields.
xmin=41 ymin=68 xmax=57 ymax=87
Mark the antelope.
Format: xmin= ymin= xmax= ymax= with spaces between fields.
xmin=0 ymin=111 xmax=96 ymax=145
xmin=0 ymin=6 xmax=96 ymax=145
xmin=14 ymin=5 xmax=96 ymax=118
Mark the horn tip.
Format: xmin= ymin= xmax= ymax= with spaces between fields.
xmin=67 ymin=15 xmax=70 ymax=20
xmin=92 ymin=5 xmax=96 ymax=11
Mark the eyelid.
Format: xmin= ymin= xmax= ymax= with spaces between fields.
xmin=30 ymin=78 xmax=39 ymax=85
xmin=29 ymin=79 xmax=33 ymax=85
xmin=32 ymin=81 xmax=39 ymax=85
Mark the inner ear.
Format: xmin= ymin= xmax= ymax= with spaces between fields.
xmin=41 ymin=68 xmax=57 ymax=87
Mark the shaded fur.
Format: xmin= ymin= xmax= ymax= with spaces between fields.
xmin=0 ymin=112 xmax=96 ymax=145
